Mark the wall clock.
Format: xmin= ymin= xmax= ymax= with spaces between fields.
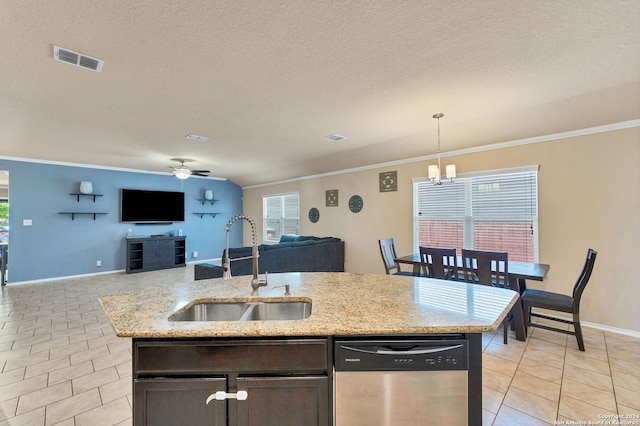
xmin=348 ymin=195 xmax=364 ymax=213
xmin=308 ymin=207 xmax=320 ymax=223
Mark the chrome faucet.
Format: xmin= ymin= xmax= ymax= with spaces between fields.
xmin=222 ymin=214 xmax=268 ymax=295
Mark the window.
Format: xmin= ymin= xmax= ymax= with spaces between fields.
xmin=413 ymin=167 xmax=538 ymax=262
xmin=263 ymin=193 xmax=300 ymax=242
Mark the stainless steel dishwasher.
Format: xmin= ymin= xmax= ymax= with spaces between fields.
xmin=334 ymin=338 xmax=468 ymax=426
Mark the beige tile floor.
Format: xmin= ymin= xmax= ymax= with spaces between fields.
xmin=0 ymin=265 xmax=638 ymax=425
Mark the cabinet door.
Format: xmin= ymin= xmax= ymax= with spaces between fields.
xmin=236 ymin=376 xmax=328 ymax=426
xmin=134 ymin=378 xmax=226 ymax=426
xmin=142 ymin=239 xmax=174 ymax=268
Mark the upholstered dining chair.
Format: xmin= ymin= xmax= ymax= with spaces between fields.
xmin=378 ymin=238 xmax=414 ymax=276
xmin=461 ymin=249 xmax=511 ymax=343
xmin=419 ymin=246 xmax=458 ymax=280
xmin=521 ymin=249 xmax=597 ymax=351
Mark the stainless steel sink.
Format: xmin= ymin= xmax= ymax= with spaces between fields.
xmin=170 ymin=301 xmax=312 ymax=321
xmin=242 ymin=301 xmax=312 ymax=321
xmin=171 ymin=302 xmax=248 ymax=321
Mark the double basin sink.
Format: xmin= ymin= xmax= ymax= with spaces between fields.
xmin=170 ymin=299 xmax=312 ymax=322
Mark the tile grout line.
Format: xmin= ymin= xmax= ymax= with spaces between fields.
xmin=555 ymin=330 xmax=568 ymax=423
xmin=603 ymin=332 xmax=619 ymax=415
xmin=491 ymin=322 xmax=546 ymax=425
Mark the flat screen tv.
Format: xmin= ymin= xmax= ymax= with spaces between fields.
xmin=120 ymin=189 xmax=185 ymax=223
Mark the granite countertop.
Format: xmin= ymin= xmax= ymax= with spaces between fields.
xmin=99 ymin=272 xmax=519 ymax=338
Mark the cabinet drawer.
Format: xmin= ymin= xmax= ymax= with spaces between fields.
xmin=134 ymin=338 xmax=329 ymax=376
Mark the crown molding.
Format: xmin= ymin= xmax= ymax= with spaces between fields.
xmin=1 ymin=120 xmax=637 ymax=189
xmin=244 ymin=119 xmax=640 ymax=189
xmin=0 ymin=156 xmax=227 ymax=181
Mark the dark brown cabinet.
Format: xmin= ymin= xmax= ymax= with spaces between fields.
xmin=126 ymin=236 xmax=186 ymax=273
xmin=134 ymin=378 xmax=227 ymax=425
xmin=236 ymin=376 xmax=328 ymax=426
xmin=132 ymin=338 xmax=331 ymax=426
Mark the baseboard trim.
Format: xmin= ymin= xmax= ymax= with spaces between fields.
xmin=6 ymin=269 xmax=125 ymax=286
xmin=187 ymin=258 xmax=221 ymax=265
xmin=7 ymin=262 xmax=221 ymax=285
xmin=531 ymin=311 xmax=640 ymax=339
xmin=581 ymin=321 xmax=640 ymax=339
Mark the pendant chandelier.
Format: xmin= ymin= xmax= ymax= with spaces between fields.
xmin=428 ymin=113 xmax=456 ymax=184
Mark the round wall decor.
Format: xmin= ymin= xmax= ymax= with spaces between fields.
xmin=348 ymin=195 xmax=364 ymax=213
xmin=308 ymin=207 xmax=320 ymax=223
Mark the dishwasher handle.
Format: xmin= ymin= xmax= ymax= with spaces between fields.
xmin=339 ymin=343 xmax=464 ymax=356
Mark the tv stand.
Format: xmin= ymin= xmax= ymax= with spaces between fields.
xmin=126 ymin=236 xmax=186 ymax=273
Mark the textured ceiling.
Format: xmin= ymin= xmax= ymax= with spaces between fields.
xmin=1 ymin=0 xmax=639 ymax=187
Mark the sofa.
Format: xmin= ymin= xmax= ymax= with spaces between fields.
xmin=194 ymin=235 xmax=345 ymax=280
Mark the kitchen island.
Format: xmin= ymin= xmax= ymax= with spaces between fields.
xmin=100 ymin=272 xmax=519 ymax=426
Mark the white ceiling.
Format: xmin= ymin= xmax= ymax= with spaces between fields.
xmin=1 ymin=0 xmax=639 ymax=187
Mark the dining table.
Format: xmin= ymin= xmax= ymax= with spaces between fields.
xmin=394 ymin=252 xmax=550 ymax=342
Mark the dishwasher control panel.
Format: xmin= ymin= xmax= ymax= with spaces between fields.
xmin=334 ymin=339 xmax=468 ymax=371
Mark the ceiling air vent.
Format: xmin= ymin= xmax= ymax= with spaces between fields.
xmin=324 ymin=134 xmax=346 ymax=142
xmin=185 ymin=134 xmax=209 ymax=142
xmin=53 ymin=45 xmax=104 ymax=72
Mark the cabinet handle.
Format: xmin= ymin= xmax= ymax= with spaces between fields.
xmin=205 ymin=390 xmax=248 ymax=404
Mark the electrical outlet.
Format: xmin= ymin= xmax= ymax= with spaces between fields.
xmin=96 ymin=260 xmax=102 ymax=267
xmin=23 ymin=219 xmax=32 ymax=226
xmin=192 ymin=251 xmax=198 ymax=258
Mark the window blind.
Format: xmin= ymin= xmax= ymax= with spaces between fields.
xmin=416 ymin=180 xmax=466 ymax=253
xmin=414 ymin=169 xmax=538 ymax=262
xmin=471 ymin=172 xmax=537 ymax=262
xmin=263 ymin=193 xmax=300 ymax=241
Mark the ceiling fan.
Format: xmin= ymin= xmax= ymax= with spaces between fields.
xmin=169 ymin=158 xmax=210 ymax=180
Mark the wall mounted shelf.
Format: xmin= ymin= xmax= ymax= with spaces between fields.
xmin=58 ymin=212 xmax=108 ymax=220
xmin=69 ymin=193 xmax=104 ymax=202
xmin=197 ymin=199 xmax=218 ymax=205
xmin=193 ymin=212 xmax=220 ymax=218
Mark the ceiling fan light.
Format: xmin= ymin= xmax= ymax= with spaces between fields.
xmin=173 ymin=167 xmax=191 ymax=179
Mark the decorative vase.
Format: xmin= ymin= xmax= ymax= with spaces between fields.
xmin=204 ymin=190 xmax=213 ymax=200
xmin=79 ymin=181 xmax=93 ymax=194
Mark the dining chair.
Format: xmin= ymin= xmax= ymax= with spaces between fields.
xmin=378 ymin=238 xmax=414 ymax=276
xmin=521 ymin=249 xmax=597 ymax=351
xmin=461 ymin=249 xmax=511 ymax=343
xmin=419 ymin=246 xmax=458 ymax=280
xmin=461 ymin=249 xmax=509 ymax=288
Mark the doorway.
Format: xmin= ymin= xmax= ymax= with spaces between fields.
xmin=0 ymin=170 xmax=8 ymax=285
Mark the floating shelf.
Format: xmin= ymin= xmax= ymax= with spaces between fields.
xmin=58 ymin=212 xmax=108 ymax=220
xmin=197 ymin=199 xmax=218 ymax=205
xmin=70 ymin=193 xmax=104 ymax=202
xmin=193 ymin=212 xmax=220 ymax=218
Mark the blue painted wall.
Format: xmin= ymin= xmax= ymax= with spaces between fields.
xmin=0 ymin=159 xmax=243 ymax=283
